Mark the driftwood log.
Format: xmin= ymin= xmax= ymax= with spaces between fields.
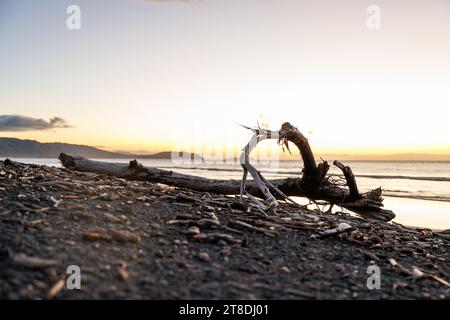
xmin=59 ymin=122 xmax=395 ymax=222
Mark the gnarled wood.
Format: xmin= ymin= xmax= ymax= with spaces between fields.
xmin=59 ymin=122 xmax=395 ymax=222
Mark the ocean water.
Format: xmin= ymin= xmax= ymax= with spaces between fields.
xmin=6 ymin=158 xmax=450 ymax=230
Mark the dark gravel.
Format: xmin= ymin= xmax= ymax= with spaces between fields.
xmin=0 ymin=160 xmax=449 ymax=299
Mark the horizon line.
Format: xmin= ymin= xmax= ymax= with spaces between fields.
xmin=2 ymin=136 xmax=450 ymax=161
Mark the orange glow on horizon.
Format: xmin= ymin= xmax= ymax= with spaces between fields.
xmin=3 ymin=130 xmax=450 ymax=161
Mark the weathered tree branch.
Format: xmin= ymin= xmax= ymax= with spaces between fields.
xmin=239 ymin=128 xmax=280 ymax=215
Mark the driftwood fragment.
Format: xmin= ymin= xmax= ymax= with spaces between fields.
xmin=389 ymin=258 xmax=450 ymax=288
xmin=314 ymin=222 xmax=355 ymax=239
xmin=229 ymin=220 xmax=278 ymax=237
xmin=47 ymin=279 xmax=65 ymax=299
xmin=11 ymin=253 xmax=60 ymax=269
xmin=82 ymin=229 xmax=141 ymax=243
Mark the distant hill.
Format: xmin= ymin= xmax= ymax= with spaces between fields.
xmin=0 ymin=137 xmax=203 ymax=161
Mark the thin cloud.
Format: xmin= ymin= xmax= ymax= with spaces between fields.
xmin=0 ymin=115 xmax=72 ymax=132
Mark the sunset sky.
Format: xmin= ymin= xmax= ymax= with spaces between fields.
xmin=1 ymin=0 xmax=450 ymax=160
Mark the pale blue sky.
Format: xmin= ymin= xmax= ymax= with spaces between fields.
xmin=1 ymin=0 xmax=450 ymax=158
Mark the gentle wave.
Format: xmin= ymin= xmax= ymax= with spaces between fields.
xmin=158 ymin=166 xmax=450 ymax=182
xmin=347 ymin=174 xmax=450 ymax=182
xmin=382 ymin=193 xmax=450 ymax=202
